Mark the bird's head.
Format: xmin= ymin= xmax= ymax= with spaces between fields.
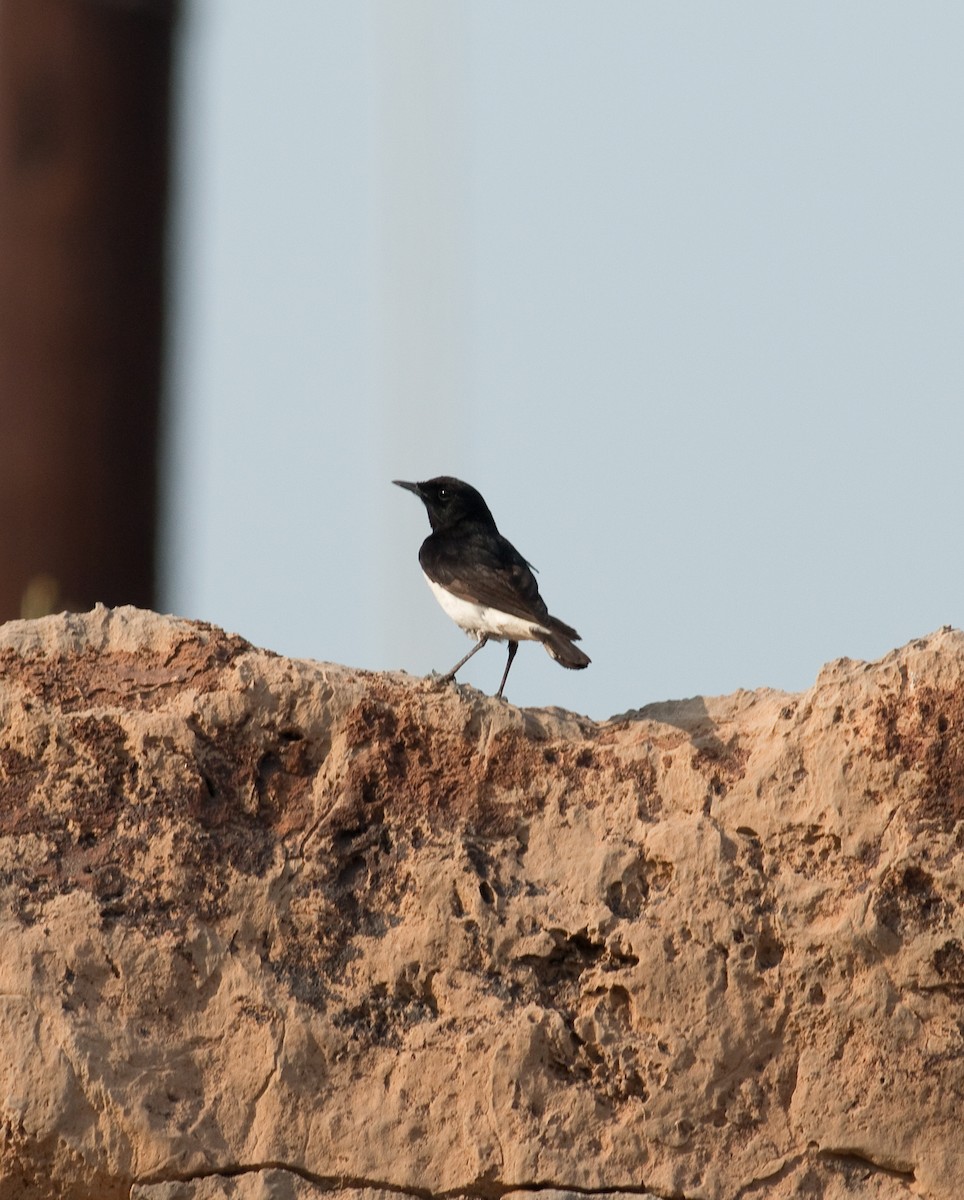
xmin=393 ymin=476 xmax=496 ymax=532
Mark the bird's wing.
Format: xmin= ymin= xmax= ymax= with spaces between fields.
xmin=422 ymin=530 xmax=552 ymax=627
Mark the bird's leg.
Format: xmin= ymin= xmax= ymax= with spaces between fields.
xmin=440 ymin=635 xmax=488 ymax=683
xmin=496 ymin=640 xmax=519 ymax=699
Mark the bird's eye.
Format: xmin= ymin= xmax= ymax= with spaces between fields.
xmin=438 ymin=487 xmax=448 ymax=501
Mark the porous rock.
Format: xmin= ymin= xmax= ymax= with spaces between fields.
xmin=0 ymin=607 xmax=962 ymax=1200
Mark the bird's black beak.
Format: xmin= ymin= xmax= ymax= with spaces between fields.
xmin=393 ymin=480 xmax=422 ymax=497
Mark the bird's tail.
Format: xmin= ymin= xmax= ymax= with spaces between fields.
xmin=541 ymin=616 xmax=591 ymax=670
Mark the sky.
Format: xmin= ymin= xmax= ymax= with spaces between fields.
xmin=161 ymin=2 xmax=964 ymax=721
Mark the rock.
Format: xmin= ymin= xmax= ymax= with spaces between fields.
xmin=0 ymin=606 xmax=962 ymax=1200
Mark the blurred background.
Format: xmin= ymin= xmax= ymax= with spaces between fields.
xmin=2 ymin=1 xmax=962 ymax=719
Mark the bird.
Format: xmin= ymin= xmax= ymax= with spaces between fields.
xmin=393 ymin=476 xmax=590 ymax=699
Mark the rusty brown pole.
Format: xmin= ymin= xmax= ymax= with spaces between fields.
xmin=0 ymin=0 xmax=180 ymax=620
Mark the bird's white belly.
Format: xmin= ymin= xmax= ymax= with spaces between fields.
xmin=425 ymin=574 xmax=546 ymax=642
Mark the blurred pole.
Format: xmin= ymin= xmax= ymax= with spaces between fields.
xmin=375 ymin=1 xmax=470 ymax=667
xmin=0 ymin=0 xmax=179 ymax=620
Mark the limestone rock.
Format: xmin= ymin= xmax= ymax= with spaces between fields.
xmin=0 ymin=606 xmax=962 ymax=1200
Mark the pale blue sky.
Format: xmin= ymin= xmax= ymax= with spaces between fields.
xmin=162 ymin=3 xmax=964 ymax=719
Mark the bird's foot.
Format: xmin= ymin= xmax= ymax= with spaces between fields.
xmin=427 ymin=670 xmax=456 ymax=690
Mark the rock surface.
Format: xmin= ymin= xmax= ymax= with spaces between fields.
xmin=0 ymin=607 xmax=962 ymax=1200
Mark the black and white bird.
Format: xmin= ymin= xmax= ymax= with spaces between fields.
xmin=393 ymin=476 xmax=590 ymax=699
